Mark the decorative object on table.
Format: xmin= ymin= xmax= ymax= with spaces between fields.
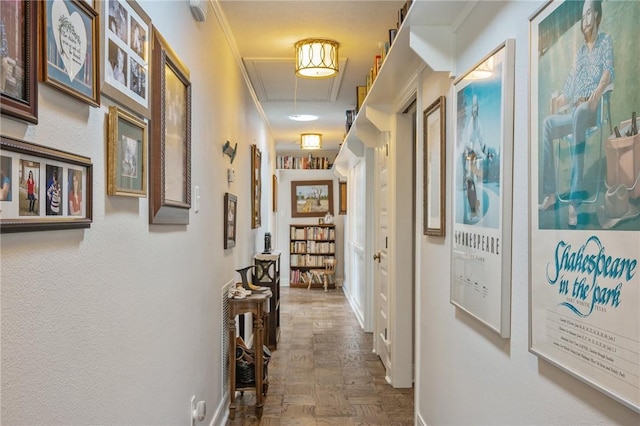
xmin=99 ymin=0 xmax=151 ymax=119
xmin=149 ymin=27 xmax=191 ymax=225
xmin=41 ymin=0 xmax=100 ymax=107
xmin=450 ymin=39 xmax=515 ymax=339
xmin=236 ymin=265 xmax=267 ymax=292
xmin=291 ymin=180 xmax=333 ymax=218
xmin=224 ymin=193 xmax=237 ymax=249
xmin=107 ymin=105 xmax=147 ymax=197
xmin=1 ymin=135 xmax=93 ymax=233
xmin=251 ymin=144 xmax=261 ymax=228
xmin=222 ymin=140 xmax=237 ymax=163
xmin=530 ymin=1 xmax=639 ymax=412
xmin=263 ymin=232 xmax=272 ymax=254
xmin=1 ymin=0 xmax=38 ymax=123
xmin=323 ymin=211 xmax=334 ymax=224
xmin=423 ymin=95 xmax=446 ymax=236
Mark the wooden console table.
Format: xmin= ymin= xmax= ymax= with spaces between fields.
xmin=228 ymin=291 xmax=271 ymax=419
xmin=254 ymin=250 xmax=281 ymax=349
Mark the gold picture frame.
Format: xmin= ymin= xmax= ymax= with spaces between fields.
xmin=251 ymin=144 xmax=261 ymax=228
xmin=107 ymin=105 xmax=147 ymax=197
xmin=291 ymin=180 xmax=333 ymax=218
xmin=338 ymin=181 xmax=347 ymax=215
xmin=149 ymin=28 xmax=191 ymax=225
xmin=423 ymin=95 xmax=446 ymax=236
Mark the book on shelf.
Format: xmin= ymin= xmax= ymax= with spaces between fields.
xmin=356 ymin=86 xmax=367 ymax=112
xmin=276 ymin=154 xmax=331 ymax=170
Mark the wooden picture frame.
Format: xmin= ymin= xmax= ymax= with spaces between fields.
xmin=107 ymin=105 xmax=147 ymax=197
xmin=423 ymin=95 xmax=446 ymax=236
xmin=272 ymin=174 xmax=277 ymax=212
xmin=251 ymin=144 xmax=261 ymax=228
xmin=224 ymin=192 xmax=237 ymax=249
xmin=0 ymin=0 xmax=38 ymax=123
xmin=529 ymin=0 xmax=640 ymax=412
xmin=40 ymin=0 xmax=100 ymax=107
xmin=338 ymin=181 xmax=347 ymax=215
xmin=291 ymin=180 xmax=334 ymax=218
xmin=99 ymin=0 xmax=151 ymax=119
xmin=1 ymin=135 xmax=92 ymax=233
xmin=149 ymin=28 xmax=191 ymax=225
xmin=450 ymin=39 xmax=515 ymax=338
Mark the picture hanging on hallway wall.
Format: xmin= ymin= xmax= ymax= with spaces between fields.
xmin=251 ymin=144 xmax=262 ymax=228
xmin=450 ymin=39 xmax=515 ymax=338
xmin=338 ymin=181 xmax=347 ymax=215
xmin=0 ymin=0 xmax=38 ymax=123
xmin=0 ymin=135 xmax=93 ymax=233
xmin=529 ymin=0 xmax=639 ymax=412
xmin=423 ymin=95 xmax=446 ymax=236
xmin=291 ymin=180 xmax=334 ymax=218
xmin=99 ymin=0 xmax=152 ymax=119
xmin=224 ymin=192 xmax=237 ymax=249
xmin=107 ymin=105 xmax=147 ymax=197
xmin=41 ymin=0 xmax=100 ymax=107
xmin=149 ymin=28 xmax=191 ymax=225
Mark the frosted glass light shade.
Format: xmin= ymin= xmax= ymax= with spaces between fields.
xmin=300 ymin=133 xmax=322 ymax=150
xmin=295 ymin=39 xmax=339 ymax=79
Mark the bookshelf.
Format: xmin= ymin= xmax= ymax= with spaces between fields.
xmin=289 ymin=224 xmax=336 ymax=289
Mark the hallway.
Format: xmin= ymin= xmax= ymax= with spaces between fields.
xmin=228 ymin=287 xmax=414 ymax=425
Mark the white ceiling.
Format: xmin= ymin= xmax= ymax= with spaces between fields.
xmin=216 ymin=0 xmax=407 ymax=152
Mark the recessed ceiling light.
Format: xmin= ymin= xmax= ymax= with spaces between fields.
xmin=289 ymin=114 xmax=318 ymax=122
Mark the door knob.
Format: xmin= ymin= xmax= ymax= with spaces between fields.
xmin=373 ymin=252 xmax=381 ymax=262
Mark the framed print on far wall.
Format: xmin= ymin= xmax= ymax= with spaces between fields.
xmin=40 ymin=0 xmax=100 ymax=107
xmin=1 ymin=135 xmax=93 ymax=233
xmin=338 ymin=181 xmax=347 ymax=215
xmin=530 ymin=0 xmax=640 ymax=412
xmin=0 ymin=0 xmax=38 ymax=123
xmin=224 ymin=193 xmax=237 ymax=249
xmin=291 ymin=180 xmax=334 ymax=218
xmin=149 ymin=28 xmax=191 ymax=225
xmin=272 ymin=174 xmax=277 ymax=212
xmin=99 ymin=0 xmax=151 ymax=119
xmin=450 ymin=39 xmax=515 ymax=338
xmin=107 ymin=105 xmax=147 ymax=197
xmin=423 ymin=95 xmax=446 ymax=236
xmin=251 ymin=144 xmax=261 ymax=228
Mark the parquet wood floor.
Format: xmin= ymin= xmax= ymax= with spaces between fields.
xmin=227 ymin=287 xmax=414 ymax=425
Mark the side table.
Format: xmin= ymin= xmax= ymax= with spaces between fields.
xmin=228 ymin=290 xmax=271 ymax=419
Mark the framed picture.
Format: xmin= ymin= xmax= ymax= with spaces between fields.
xmin=224 ymin=192 xmax=237 ymax=249
xmin=107 ymin=105 xmax=147 ymax=197
xmin=149 ymin=28 xmax=191 ymax=225
xmin=0 ymin=0 xmax=38 ymax=123
xmin=530 ymin=0 xmax=639 ymax=412
xmin=251 ymin=144 xmax=261 ymax=228
xmin=1 ymin=135 xmax=92 ymax=233
xmin=423 ymin=95 xmax=446 ymax=236
xmin=450 ymin=39 xmax=515 ymax=338
xmin=291 ymin=180 xmax=334 ymax=218
xmin=99 ymin=0 xmax=151 ymax=118
xmin=338 ymin=181 xmax=347 ymax=215
xmin=40 ymin=0 xmax=100 ymax=107
xmin=272 ymin=174 xmax=277 ymax=212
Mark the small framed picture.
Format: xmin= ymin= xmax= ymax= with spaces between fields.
xmin=40 ymin=0 xmax=100 ymax=107
xmin=1 ymin=135 xmax=93 ymax=233
xmin=224 ymin=193 xmax=237 ymax=249
xmin=99 ymin=0 xmax=151 ymax=118
xmin=149 ymin=28 xmax=191 ymax=225
xmin=338 ymin=181 xmax=347 ymax=215
xmin=423 ymin=95 xmax=446 ymax=236
xmin=107 ymin=105 xmax=147 ymax=197
xmin=251 ymin=144 xmax=262 ymax=228
xmin=291 ymin=180 xmax=334 ymax=218
xmin=0 ymin=0 xmax=38 ymax=123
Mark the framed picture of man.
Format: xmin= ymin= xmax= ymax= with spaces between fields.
xmin=529 ymin=0 xmax=639 ymax=412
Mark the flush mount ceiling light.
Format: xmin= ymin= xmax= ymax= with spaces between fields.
xmin=295 ymin=38 xmax=339 ymax=79
xmin=289 ymin=114 xmax=318 ymax=122
xmin=300 ymin=133 xmax=322 ymax=150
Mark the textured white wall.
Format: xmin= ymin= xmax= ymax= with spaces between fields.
xmin=416 ymin=1 xmax=640 ymax=425
xmin=1 ymin=1 xmax=273 ymax=424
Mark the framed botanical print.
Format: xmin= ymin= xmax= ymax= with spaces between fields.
xmin=99 ymin=0 xmax=151 ymax=118
xmin=423 ymin=95 xmax=446 ymax=236
xmin=450 ymin=39 xmax=515 ymax=338
xmin=1 ymin=135 xmax=93 ymax=233
xmin=149 ymin=28 xmax=191 ymax=225
xmin=291 ymin=180 xmax=334 ymax=218
xmin=0 ymin=0 xmax=38 ymax=123
xmin=40 ymin=0 xmax=100 ymax=106
xmin=107 ymin=105 xmax=147 ymax=197
xmin=251 ymin=144 xmax=261 ymax=228
xmin=224 ymin=192 xmax=237 ymax=249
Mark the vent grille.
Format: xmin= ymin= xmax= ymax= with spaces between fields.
xmin=221 ymin=280 xmax=233 ymax=398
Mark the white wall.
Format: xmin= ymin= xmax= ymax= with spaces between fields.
xmin=416 ymin=1 xmax=639 ymax=425
xmin=275 ymin=169 xmax=343 ymax=286
xmin=0 ymin=2 xmax=274 ymax=424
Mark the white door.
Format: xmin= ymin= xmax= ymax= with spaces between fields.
xmin=374 ymin=141 xmax=392 ymax=377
